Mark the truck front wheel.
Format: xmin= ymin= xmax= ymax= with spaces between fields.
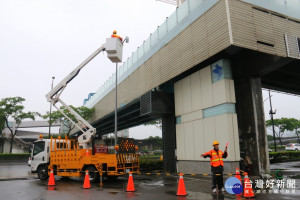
xmin=38 ymin=165 xmax=48 ymax=180
xmin=85 ymin=166 xmax=98 ymax=183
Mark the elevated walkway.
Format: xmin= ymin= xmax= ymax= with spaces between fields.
xmin=74 ymin=0 xmax=300 ymax=174
xmin=6 ymin=120 xmax=60 ymax=128
xmin=85 ymin=0 xmax=300 ymax=110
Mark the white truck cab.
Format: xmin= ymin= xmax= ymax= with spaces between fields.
xmin=30 ymin=138 xmax=50 ymax=179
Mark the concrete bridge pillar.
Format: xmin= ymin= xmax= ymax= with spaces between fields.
xmin=233 ymin=73 xmax=270 ymax=175
xmin=162 ymin=114 xmax=177 ymax=173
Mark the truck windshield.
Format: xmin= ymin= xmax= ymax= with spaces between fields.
xmin=33 ymin=141 xmax=45 ymax=156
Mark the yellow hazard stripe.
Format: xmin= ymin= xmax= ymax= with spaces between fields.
xmin=54 ymin=170 xmax=239 ymax=176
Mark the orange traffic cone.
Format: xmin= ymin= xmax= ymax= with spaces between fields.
xmin=126 ymin=172 xmax=135 ymax=192
xmin=243 ymin=172 xmax=254 ymax=198
xmin=85 ymin=149 xmax=90 ymax=156
xmin=176 ymin=173 xmax=187 ymax=196
xmin=83 ymin=170 xmax=91 ymax=189
xmin=235 ymin=167 xmax=242 ymax=184
xmin=48 ymin=168 xmax=55 ymax=186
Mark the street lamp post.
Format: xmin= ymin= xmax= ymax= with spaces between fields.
xmin=114 ymin=62 xmax=118 ymax=150
xmin=49 ymin=76 xmax=55 ymax=138
xmin=106 ymin=35 xmax=128 ymax=154
xmin=268 ymin=89 xmax=277 ymax=152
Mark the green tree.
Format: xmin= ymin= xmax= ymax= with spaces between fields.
xmin=266 ymin=118 xmax=281 ymax=146
xmin=292 ymin=119 xmax=300 ymax=143
xmin=42 ymin=105 xmax=94 ymax=136
xmin=279 ymin=118 xmax=298 ymax=131
xmin=144 ymin=120 xmax=162 ymax=130
xmin=266 ymin=118 xmax=299 ymax=146
xmin=0 ymin=97 xmax=39 ymax=153
xmin=144 ymin=136 xmax=162 ymax=150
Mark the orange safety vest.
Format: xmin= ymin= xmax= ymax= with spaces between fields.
xmin=111 ymin=34 xmax=123 ymax=42
xmin=203 ymin=149 xmax=225 ymax=167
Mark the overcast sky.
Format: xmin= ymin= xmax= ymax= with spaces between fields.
xmin=0 ymin=0 xmax=299 ymax=139
xmin=0 ymin=0 xmax=175 ymax=138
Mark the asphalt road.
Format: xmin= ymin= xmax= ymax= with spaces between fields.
xmin=1 ymin=161 xmax=300 ymax=200
xmin=270 ymin=161 xmax=300 ymax=172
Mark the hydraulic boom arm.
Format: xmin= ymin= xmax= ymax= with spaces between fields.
xmin=46 ymin=44 xmax=106 ymax=149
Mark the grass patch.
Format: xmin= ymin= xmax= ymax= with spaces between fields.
xmin=269 ymin=151 xmax=300 ymax=163
xmin=139 ymin=157 xmax=163 ymax=172
xmin=269 ymin=146 xmax=286 ymax=152
xmin=0 ymin=153 xmax=30 ymax=160
xmin=289 ymin=175 xmax=300 ymax=179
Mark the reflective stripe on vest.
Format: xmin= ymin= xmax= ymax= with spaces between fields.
xmin=212 ymin=158 xmax=223 ymax=162
xmin=209 ymin=149 xmax=224 ymax=167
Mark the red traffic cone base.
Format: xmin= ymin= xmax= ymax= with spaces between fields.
xmin=48 ymin=186 xmax=55 ymax=191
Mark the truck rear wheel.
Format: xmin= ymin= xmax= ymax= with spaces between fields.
xmin=85 ymin=166 xmax=98 ymax=183
xmin=37 ymin=165 xmax=48 ymax=180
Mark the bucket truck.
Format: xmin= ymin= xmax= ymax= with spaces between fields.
xmin=29 ymin=37 xmax=139 ymax=182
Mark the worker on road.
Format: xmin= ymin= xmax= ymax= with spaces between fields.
xmin=201 ymin=141 xmax=228 ymax=193
xmin=111 ymin=30 xmax=123 ymax=42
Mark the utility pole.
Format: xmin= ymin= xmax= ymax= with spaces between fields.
xmin=268 ymin=90 xmax=277 ymax=152
xmin=296 ymin=127 xmax=300 ymax=143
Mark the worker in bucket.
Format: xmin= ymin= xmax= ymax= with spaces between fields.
xmin=201 ymin=141 xmax=228 ymax=193
xmin=111 ymin=30 xmax=123 ymax=42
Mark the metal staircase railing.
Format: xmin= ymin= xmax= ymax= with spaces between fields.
xmin=9 ymin=136 xmax=32 ymax=149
